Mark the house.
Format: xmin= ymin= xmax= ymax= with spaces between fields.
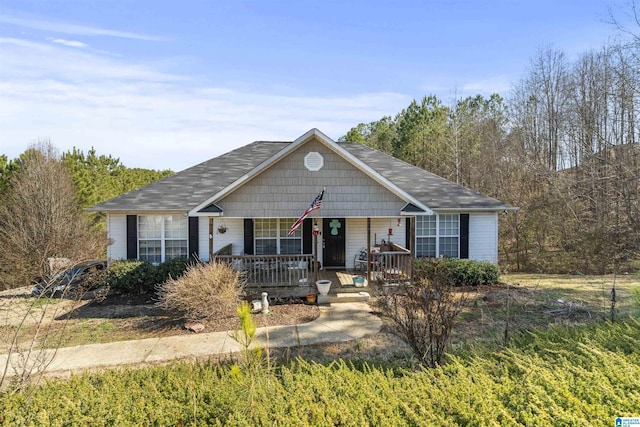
xmin=88 ymin=129 xmax=515 ymax=285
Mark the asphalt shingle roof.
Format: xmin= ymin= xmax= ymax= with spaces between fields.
xmin=90 ymin=141 xmax=288 ymax=211
xmin=89 ymin=138 xmax=512 ymax=212
xmin=340 ymin=143 xmax=511 ymax=210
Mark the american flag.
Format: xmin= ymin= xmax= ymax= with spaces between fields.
xmin=288 ymin=189 xmax=324 ymax=235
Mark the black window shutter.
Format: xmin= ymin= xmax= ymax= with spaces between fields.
xmin=405 ymin=217 xmax=411 ymax=249
xmin=243 ymin=219 xmax=254 ymax=255
xmin=460 ymin=214 xmax=469 ymax=259
xmin=126 ymin=215 xmax=137 ymax=260
xmin=303 ymin=218 xmax=313 ymax=254
xmin=188 ymin=217 xmax=199 ymax=260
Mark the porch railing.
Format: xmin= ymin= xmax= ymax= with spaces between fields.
xmin=216 ymin=254 xmax=312 ymax=288
xmin=367 ymin=243 xmax=412 ymax=284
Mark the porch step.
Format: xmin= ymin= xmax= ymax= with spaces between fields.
xmin=317 ymin=291 xmax=371 ymax=305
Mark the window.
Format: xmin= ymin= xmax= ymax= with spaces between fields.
xmin=254 ymin=218 xmax=302 ymax=255
xmin=138 ymin=215 xmax=188 ymax=263
xmin=415 ymin=215 xmax=436 ymax=257
xmin=439 ymin=214 xmax=459 ymax=258
xmin=415 ymin=214 xmax=459 ymax=258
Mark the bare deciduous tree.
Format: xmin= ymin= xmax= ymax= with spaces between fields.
xmin=0 ymin=140 xmax=105 ymax=291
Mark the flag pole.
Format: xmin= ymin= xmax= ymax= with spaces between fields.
xmin=313 ymin=187 xmax=325 ymax=285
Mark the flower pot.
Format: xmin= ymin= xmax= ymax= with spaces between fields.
xmin=306 ymin=293 xmax=317 ymax=303
xmin=315 ymin=280 xmax=332 ymax=296
xmin=353 ymin=276 xmax=365 ymax=287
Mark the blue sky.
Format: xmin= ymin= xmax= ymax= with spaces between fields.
xmin=0 ymin=0 xmax=623 ymax=171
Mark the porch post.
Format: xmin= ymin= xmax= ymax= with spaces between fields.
xmin=410 ymin=216 xmax=415 ymax=285
xmin=313 ymin=220 xmax=319 ymax=284
xmin=366 ymin=217 xmax=371 ymax=283
xmin=208 ymin=218 xmax=214 ymax=261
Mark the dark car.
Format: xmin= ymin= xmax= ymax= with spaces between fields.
xmin=32 ymin=260 xmax=107 ymax=297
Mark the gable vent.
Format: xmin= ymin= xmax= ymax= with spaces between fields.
xmin=304 ymin=152 xmax=324 ymax=171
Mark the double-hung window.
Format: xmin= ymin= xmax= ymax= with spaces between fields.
xmin=138 ymin=215 xmax=188 ymax=263
xmin=254 ymin=218 xmax=302 ymax=255
xmin=438 ymin=214 xmax=459 ymax=258
xmin=415 ymin=215 xmax=436 ymax=257
xmin=415 ymin=214 xmax=460 ymax=258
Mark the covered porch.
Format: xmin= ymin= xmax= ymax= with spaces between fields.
xmin=216 ymin=242 xmax=412 ymax=301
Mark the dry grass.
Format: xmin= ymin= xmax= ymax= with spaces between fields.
xmin=156 ymin=261 xmax=245 ymax=322
xmin=2 ymin=272 xmax=638 ymax=366
xmin=450 ymin=272 xmax=640 ymax=347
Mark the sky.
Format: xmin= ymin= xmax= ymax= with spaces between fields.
xmin=0 ymin=0 xmax=626 ymax=171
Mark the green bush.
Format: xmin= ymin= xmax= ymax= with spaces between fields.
xmin=156 ymin=257 xmax=192 ymax=281
xmin=414 ymin=258 xmax=500 ymax=287
xmin=2 ymin=319 xmax=640 ymax=426
xmin=105 ymin=258 xmax=192 ymax=294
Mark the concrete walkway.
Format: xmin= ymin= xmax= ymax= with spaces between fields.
xmin=0 ymin=302 xmax=381 ymax=378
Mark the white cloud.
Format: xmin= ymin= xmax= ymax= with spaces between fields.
xmin=461 ymin=75 xmax=513 ymax=95
xmin=0 ymin=14 xmax=164 ymax=41
xmin=49 ymin=38 xmax=88 ymax=48
xmin=0 ymin=37 xmax=410 ymax=172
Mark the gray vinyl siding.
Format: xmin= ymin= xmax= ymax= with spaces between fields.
xmin=218 ymin=139 xmax=406 ymax=218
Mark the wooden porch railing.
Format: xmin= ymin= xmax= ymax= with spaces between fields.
xmin=216 ymin=254 xmax=312 ymax=288
xmin=367 ymin=242 xmax=412 ymax=284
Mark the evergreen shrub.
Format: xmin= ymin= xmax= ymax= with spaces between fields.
xmin=414 ymin=258 xmax=500 ymax=286
xmin=105 ymin=258 xmax=191 ymax=294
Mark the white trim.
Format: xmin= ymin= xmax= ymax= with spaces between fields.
xmin=433 ymin=207 xmax=519 ymax=213
xmin=188 ymin=128 xmax=435 ymax=216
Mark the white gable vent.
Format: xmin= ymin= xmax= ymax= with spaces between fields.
xmin=304 ymin=152 xmax=324 ymax=171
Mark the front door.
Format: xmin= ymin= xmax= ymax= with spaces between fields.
xmin=323 ymin=218 xmax=345 ymax=268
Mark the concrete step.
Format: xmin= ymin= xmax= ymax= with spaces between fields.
xmin=317 ymin=291 xmax=371 ymax=305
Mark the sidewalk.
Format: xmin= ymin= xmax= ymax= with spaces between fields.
xmin=0 ymin=302 xmax=381 ymax=378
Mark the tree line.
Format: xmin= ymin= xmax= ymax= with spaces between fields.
xmin=0 ymin=141 xmax=172 ymax=290
xmin=342 ymin=33 xmax=639 ymax=273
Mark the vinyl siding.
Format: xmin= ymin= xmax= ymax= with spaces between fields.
xmin=107 ymin=214 xmax=127 ymax=261
xmin=219 ymin=139 xmax=406 ymax=218
xmin=210 ymin=218 xmax=245 ymax=257
xmin=198 ymin=217 xmax=209 ymax=261
xmin=469 ymin=213 xmax=498 ymax=264
xmin=345 ymin=217 xmax=406 ymax=269
xmin=345 ymin=218 xmax=367 ymax=269
xmin=370 ymin=218 xmax=406 ymax=249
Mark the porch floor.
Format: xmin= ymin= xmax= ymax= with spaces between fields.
xmin=244 ymin=269 xmax=373 ymax=301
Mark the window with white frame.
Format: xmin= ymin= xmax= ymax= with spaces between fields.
xmin=415 ymin=214 xmax=459 ymax=258
xmin=438 ymin=214 xmax=459 ymax=258
xmin=415 ymin=215 xmax=436 ymax=257
xmin=138 ymin=215 xmax=188 ymax=263
xmin=254 ymin=218 xmax=302 ymax=255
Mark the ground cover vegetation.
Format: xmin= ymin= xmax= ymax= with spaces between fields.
xmin=0 ymin=317 xmax=638 ymax=426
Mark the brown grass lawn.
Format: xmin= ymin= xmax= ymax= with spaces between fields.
xmin=451 ymin=272 xmax=640 ymax=347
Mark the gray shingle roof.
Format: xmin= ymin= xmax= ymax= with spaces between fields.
xmin=89 ymin=137 xmax=513 ymax=212
xmin=340 ymin=143 xmax=512 ymax=210
xmin=89 ymin=141 xmax=289 ymax=211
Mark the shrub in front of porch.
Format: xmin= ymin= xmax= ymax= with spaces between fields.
xmin=376 ymin=270 xmax=472 ymax=367
xmin=414 ymin=258 xmax=500 ymax=287
xmin=104 ymin=258 xmax=192 ymax=294
xmin=156 ymin=261 xmax=246 ymax=322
